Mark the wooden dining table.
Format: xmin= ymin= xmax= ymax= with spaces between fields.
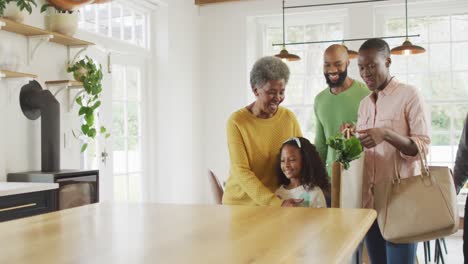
xmin=0 ymin=203 xmax=376 ymax=264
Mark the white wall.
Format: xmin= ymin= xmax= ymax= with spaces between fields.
xmin=198 ymin=0 xmax=468 ymax=202
xmin=0 ymin=1 xmax=82 ymax=181
xmin=149 ymin=0 xmax=203 ymax=203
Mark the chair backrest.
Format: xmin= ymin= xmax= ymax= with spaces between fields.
xmin=208 ymin=170 xmax=224 ymax=204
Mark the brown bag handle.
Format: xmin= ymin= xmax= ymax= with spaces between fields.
xmin=392 ymin=138 xmax=431 ymax=184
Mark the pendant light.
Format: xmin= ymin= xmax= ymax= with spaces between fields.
xmin=342 ymin=41 xmax=358 ymax=59
xmin=390 ymin=0 xmax=425 ymax=55
xmin=275 ymin=0 xmax=301 ymax=61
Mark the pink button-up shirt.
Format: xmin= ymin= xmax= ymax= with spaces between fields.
xmin=357 ymin=78 xmax=431 ymax=209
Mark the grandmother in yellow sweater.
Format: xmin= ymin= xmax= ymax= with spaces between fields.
xmin=222 ymin=56 xmax=303 ymax=207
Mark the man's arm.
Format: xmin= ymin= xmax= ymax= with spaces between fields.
xmin=454 ymin=113 xmax=468 ymax=194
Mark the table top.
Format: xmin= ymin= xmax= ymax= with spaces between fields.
xmin=0 ymin=182 xmax=58 ymax=197
xmin=0 ymin=203 xmax=376 ymax=264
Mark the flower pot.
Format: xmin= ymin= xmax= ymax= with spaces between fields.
xmin=3 ymin=2 xmax=26 ymax=23
xmin=45 ymin=13 xmax=79 ymax=36
xmin=72 ymin=65 xmax=88 ymax=82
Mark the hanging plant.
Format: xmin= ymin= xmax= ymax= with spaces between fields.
xmin=67 ymin=56 xmax=110 ymax=152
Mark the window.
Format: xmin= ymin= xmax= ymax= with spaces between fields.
xmin=264 ymin=19 xmax=345 ymax=140
xmin=79 ymin=2 xmax=148 ymax=48
xmin=112 ymin=64 xmax=143 ymax=201
xmin=384 ymin=13 xmax=468 ymax=167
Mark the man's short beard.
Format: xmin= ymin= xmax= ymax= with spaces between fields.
xmin=324 ymin=69 xmax=348 ymax=88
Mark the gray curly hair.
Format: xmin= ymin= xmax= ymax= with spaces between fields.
xmin=250 ymin=56 xmax=290 ymax=89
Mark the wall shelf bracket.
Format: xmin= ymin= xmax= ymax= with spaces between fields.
xmin=27 ymin=34 xmax=54 ymax=64
xmin=67 ymin=45 xmax=89 ymax=65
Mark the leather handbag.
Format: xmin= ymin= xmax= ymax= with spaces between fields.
xmin=375 ymin=139 xmax=459 ymax=243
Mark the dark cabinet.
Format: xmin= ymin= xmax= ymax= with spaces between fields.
xmin=0 ymin=190 xmax=57 ymax=222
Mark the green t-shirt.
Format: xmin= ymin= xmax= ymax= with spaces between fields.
xmin=313 ymin=80 xmax=370 ymax=177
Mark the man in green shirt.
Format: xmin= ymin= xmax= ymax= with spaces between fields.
xmin=314 ymin=44 xmax=370 ymax=178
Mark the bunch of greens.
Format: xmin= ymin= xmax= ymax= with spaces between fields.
xmin=326 ymin=133 xmax=363 ymax=170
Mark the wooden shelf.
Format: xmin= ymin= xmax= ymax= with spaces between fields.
xmin=45 ymin=80 xmax=83 ymax=88
xmin=0 ymin=17 xmax=94 ymax=47
xmin=0 ymin=69 xmax=37 ymax=79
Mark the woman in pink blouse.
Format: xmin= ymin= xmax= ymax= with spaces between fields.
xmin=356 ymin=38 xmax=430 ymax=264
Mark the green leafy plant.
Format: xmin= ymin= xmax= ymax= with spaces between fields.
xmin=40 ymin=3 xmax=73 ymax=14
xmin=326 ymin=133 xmax=363 ymax=170
xmin=0 ymin=0 xmax=6 ymax=16
xmin=0 ymin=0 xmax=37 ymax=16
xmin=68 ymin=56 xmax=110 ymax=152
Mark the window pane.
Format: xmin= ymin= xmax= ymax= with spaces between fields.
xmin=112 ymin=102 xmax=125 ymax=137
xmin=407 ymin=74 xmax=429 ymax=96
xmin=454 ymin=104 xmax=468 ymax=130
xmin=430 ymin=73 xmax=451 ymax=100
xmin=97 ymin=4 xmax=109 ymax=36
xmin=390 ymin=56 xmax=407 ymax=74
xmin=409 ymin=17 xmax=429 ymax=44
xmin=114 ymin=175 xmax=128 ymax=201
xmin=324 ymin=23 xmax=343 ymax=40
xmin=452 ymin=15 xmax=468 ymax=41
xmin=431 ymin=105 xmax=450 ymax=131
xmin=266 ymin=27 xmax=282 ymax=53
xmin=113 ymin=137 xmax=127 ymax=174
xmin=112 ymin=65 xmax=125 ymax=100
xmin=305 ymin=24 xmax=322 ymax=42
xmin=283 ymin=77 xmax=304 ymax=105
xmin=79 ymin=5 xmax=96 ymax=33
xmin=431 ymin=134 xmax=451 ymax=146
xmin=128 ymin=137 xmax=141 ymax=172
xmin=452 ymin=42 xmax=468 ymax=71
xmin=126 ymin=67 xmax=140 ymax=101
xmin=453 ymin=72 xmax=468 ymax=99
xmin=308 ymin=77 xmax=326 ymax=102
xmin=135 ymin=13 xmax=145 ymax=47
xmin=303 ymin=107 xmax=315 ymax=141
xmin=128 ymin=102 xmax=140 ymax=137
xmin=287 ymin=25 xmax=305 ymax=42
xmin=407 ymin=52 xmax=429 ymax=74
xmin=123 ymin=9 xmax=133 ymax=42
xmin=111 ymin=2 xmax=122 ymax=40
xmin=128 ymin=174 xmax=142 ymax=202
xmin=429 ymin=43 xmax=450 ymax=72
xmin=428 ymin=16 xmax=450 ymax=42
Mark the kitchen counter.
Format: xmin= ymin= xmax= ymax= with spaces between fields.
xmin=0 ymin=182 xmax=59 ymax=197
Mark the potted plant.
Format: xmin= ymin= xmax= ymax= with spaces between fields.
xmin=1 ymin=0 xmax=37 ymax=22
xmin=67 ymin=56 xmax=110 ymax=152
xmin=41 ymin=2 xmax=78 ymax=36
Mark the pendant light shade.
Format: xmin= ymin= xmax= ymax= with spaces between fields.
xmin=391 ymin=0 xmax=425 ymax=55
xmin=274 ymin=0 xmax=300 ymax=61
xmin=391 ymin=39 xmax=425 ymax=55
xmin=275 ymin=49 xmax=301 ymax=61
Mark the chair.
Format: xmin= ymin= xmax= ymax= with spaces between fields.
xmin=208 ymin=170 xmax=224 ymax=204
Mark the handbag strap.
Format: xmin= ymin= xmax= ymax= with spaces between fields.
xmin=392 ymin=137 xmax=430 ymax=184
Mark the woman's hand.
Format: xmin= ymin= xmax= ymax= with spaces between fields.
xmin=340 ymin=122 xmax=356 ymax=138
xmin=281 ymin=198 xmax=304 ymax=207
xmin=357 ymin=128 xmax=388 ymax=148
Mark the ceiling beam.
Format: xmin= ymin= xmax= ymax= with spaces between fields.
xmin=195 ymin=0 xmax=243 ymax=5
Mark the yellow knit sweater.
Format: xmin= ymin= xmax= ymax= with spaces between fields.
xmin=222 ymin=106 xmax=303 ymax=206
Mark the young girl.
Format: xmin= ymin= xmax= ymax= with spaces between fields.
xmin=276 ymin=137 xmax=330 ymax=208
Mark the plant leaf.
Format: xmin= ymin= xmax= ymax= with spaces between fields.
xmin=80 ymin=143 xmax=88 ymax=152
